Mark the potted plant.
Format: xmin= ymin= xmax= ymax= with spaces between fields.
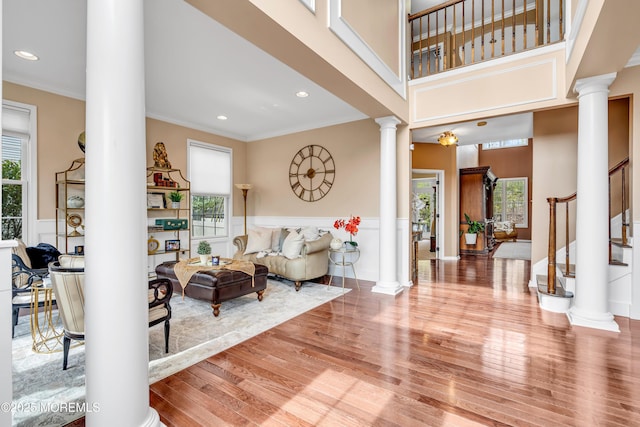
xmin=333 ymin=215 xmax=361 ymax=247
xmin=462 ymin=213 xmax=485 ymax=245
xmin=168 ymin=191 xmax=183 ymax=209
xmin=197 ymin=240 xmax=211 ymax=264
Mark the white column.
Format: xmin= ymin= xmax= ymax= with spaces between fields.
xmin=372 ymin=116 xmax=403 ymax=295
xmin=567 ymin=73 xmax=619 ymax=333
xmin=85 ymin=1 xmax=162 ymax=426
xmin=0 ymin=4 xmax=12 ymax=423
xmin=0 ymin=242 xmax=16 ymax=427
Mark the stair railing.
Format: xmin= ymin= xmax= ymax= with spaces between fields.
xmin=546 ymin=193 xmax=575 ymax=294
xmin=409 ymin=0 xmax=565 ymax=79
xmin=608 ymin=157 xmax=630 ymax=262
xmin=546 ymin=157 xmax=631 ymax=293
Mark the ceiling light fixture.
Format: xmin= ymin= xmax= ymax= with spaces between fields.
xmin=438 ymin=131 xmax=458 ymax=147
xmin=296 ymin=91 xmax=309 ymax=98
xmin=14 ymin=50 xmax=39 ymax=61
xmin=217 ymin=115 xmax=228 ymax=120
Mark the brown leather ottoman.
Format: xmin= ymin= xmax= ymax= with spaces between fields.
xmin=155 ymin=261 xmax=268 ymax=317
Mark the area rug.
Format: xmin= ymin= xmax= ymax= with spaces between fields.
xmin=493 ymin=241 xmax=531 ymax=260
xmin=11 ymin=278 xmax=349 ymax=426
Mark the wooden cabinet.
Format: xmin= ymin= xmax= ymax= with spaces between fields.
xmin=459 ymin=166 xmax=498 ymax=255
xmin=146 ymin=166 xmax=191 ymax=278
xmin=56 ymin=159 xmax=85 ymax=254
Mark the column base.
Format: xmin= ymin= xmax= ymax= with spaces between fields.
xmin=140 ymin=408 xmax=164 ymax=427
xmin=567 ymin=306 xmax=620 ymax=333
xmin=372 ymin=281 xmax=403 ymax=295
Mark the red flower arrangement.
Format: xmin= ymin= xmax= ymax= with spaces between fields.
xmin=333 ymin=215 xmax=361 ymax=247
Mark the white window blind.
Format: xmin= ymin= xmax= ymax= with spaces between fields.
xmin=3 ymin=105 xmax=31 ymax=134
xmin=189 ymin=143 xmax=231 ymax=195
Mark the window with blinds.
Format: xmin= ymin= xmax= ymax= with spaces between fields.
xmin=188 ymin=140 xmax=231 ymax=238
xmin=2 ymin=103 xmax=33 ymax=241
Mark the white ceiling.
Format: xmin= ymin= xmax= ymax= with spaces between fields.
xmin=2 ymin=0 xmax=367 ymax=142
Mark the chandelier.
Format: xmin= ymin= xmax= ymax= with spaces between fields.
xmin=438 ymin=131 xmax=458 ymax=146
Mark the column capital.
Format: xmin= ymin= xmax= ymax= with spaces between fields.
xmin=574 ymin=72 xmax=617 ymax=98
xmin=375 ymin=116 xmax=401 ymax=130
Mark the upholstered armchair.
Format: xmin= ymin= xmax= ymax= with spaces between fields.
xmin=49 ymin=255 xmax=85 ymax=370
xmin=11 ymin=239 xmax=60 ymax=338
xmin=148 ymin=278 xmax=173 ymax=353
xmin=49 ymin=255 xmax=173 ymax=370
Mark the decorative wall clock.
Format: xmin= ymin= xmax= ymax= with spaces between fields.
xmin=289 ymin=144 xmax=335 ymax=202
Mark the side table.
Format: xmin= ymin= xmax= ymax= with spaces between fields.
xmin=30 ymin=281 xmax=63 ymax=353
xmin=328 ymin=246 xmax=360 ymax=289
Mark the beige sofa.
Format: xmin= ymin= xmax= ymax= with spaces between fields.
xmin=232 ymin=230 xmax=332 ymax=291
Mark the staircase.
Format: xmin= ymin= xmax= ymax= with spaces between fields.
xmin=536 ymin=158 xmax=632 ymax=316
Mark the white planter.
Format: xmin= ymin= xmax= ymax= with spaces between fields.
xmin=464 ymin=233 xmax=477 ymax=245
xmin=171 ymin=201 xmax=180 ymax=209
xmin=199 ymin=254 xmax=209 ymax=265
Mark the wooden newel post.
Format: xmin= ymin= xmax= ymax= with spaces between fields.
xmin=547 ymin=197 xmax=557 ymax=294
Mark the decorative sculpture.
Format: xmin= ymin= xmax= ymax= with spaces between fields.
xmin=153 ymin=142 xmax=172 ymax=169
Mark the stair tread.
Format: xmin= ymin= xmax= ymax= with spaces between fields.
xmin=611 ymin=238 xmax=632 ymax=248
xmin=610 ymin=259 xmax=628 ymax=267
xmin=536 ymin=275 xmax=574 ymax=298
xmin=556 ymin=263 xmax=575 ymax=278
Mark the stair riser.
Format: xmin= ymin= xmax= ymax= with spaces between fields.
xmin=537 ymin=291 xmax=572 ymax=313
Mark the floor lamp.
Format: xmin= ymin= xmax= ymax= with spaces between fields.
xmin=235 ymin=184 xmax=252 ymax=235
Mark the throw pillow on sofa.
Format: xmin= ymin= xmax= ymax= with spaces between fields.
xmin=244 ymin=228 xmax=273 ymax=254
xmin=300 ymin=226 xmax=320 ymax=241
xmin=281 ymin=230 xmax=305 ymax=259
xmin=278 ymin=228 xmax=290 ymax=252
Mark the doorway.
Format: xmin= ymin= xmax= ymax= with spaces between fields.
xmin=411 ymin=171 xmax=442 ymax=261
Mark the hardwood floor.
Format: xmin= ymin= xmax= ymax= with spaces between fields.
xmin=69 ymin=257 xmax=640 ymax=426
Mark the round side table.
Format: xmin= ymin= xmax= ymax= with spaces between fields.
xmin=328 ymin=245 xmax=360 ymax=289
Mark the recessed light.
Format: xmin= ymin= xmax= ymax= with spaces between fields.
xmin=14 ymin=50 xmax=39 ymax=61
xmin=477 ymin=121 xmax=487 ymax=127
xmin=296 ymin=91 xmax=309 ymax=98
xmin=217 ymin=115 xmax=227 ymax=120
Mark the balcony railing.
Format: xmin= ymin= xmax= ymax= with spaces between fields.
xmin=409 ymin=0 xmax=565 ymax=79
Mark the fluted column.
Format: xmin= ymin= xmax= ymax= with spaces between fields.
xmin=85 ymin=0 xmax=163 ymax=425
xmin=372 ymin=116 xmax=403 ymax=295
xmin=567 ymin=73 xmax=619 ymax=333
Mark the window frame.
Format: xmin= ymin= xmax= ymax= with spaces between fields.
xmin=482 ymin=138 xmax=528 ymax=150
xmin=493 ymin=177 xmax=528 ymax=228
xmin=187 ymin=139 xmax=232 ymax=240
xmin=2 ymin=100 xmax=37 ymax=244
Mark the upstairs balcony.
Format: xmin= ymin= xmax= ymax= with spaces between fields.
xmin=410 ymin=0 xmax=565 ymax=79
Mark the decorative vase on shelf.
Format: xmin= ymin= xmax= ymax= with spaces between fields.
xmin=67 ymin=195 xmax=85 ymax=208
xmin=330 ymin=238 xmax=343 ymax=250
